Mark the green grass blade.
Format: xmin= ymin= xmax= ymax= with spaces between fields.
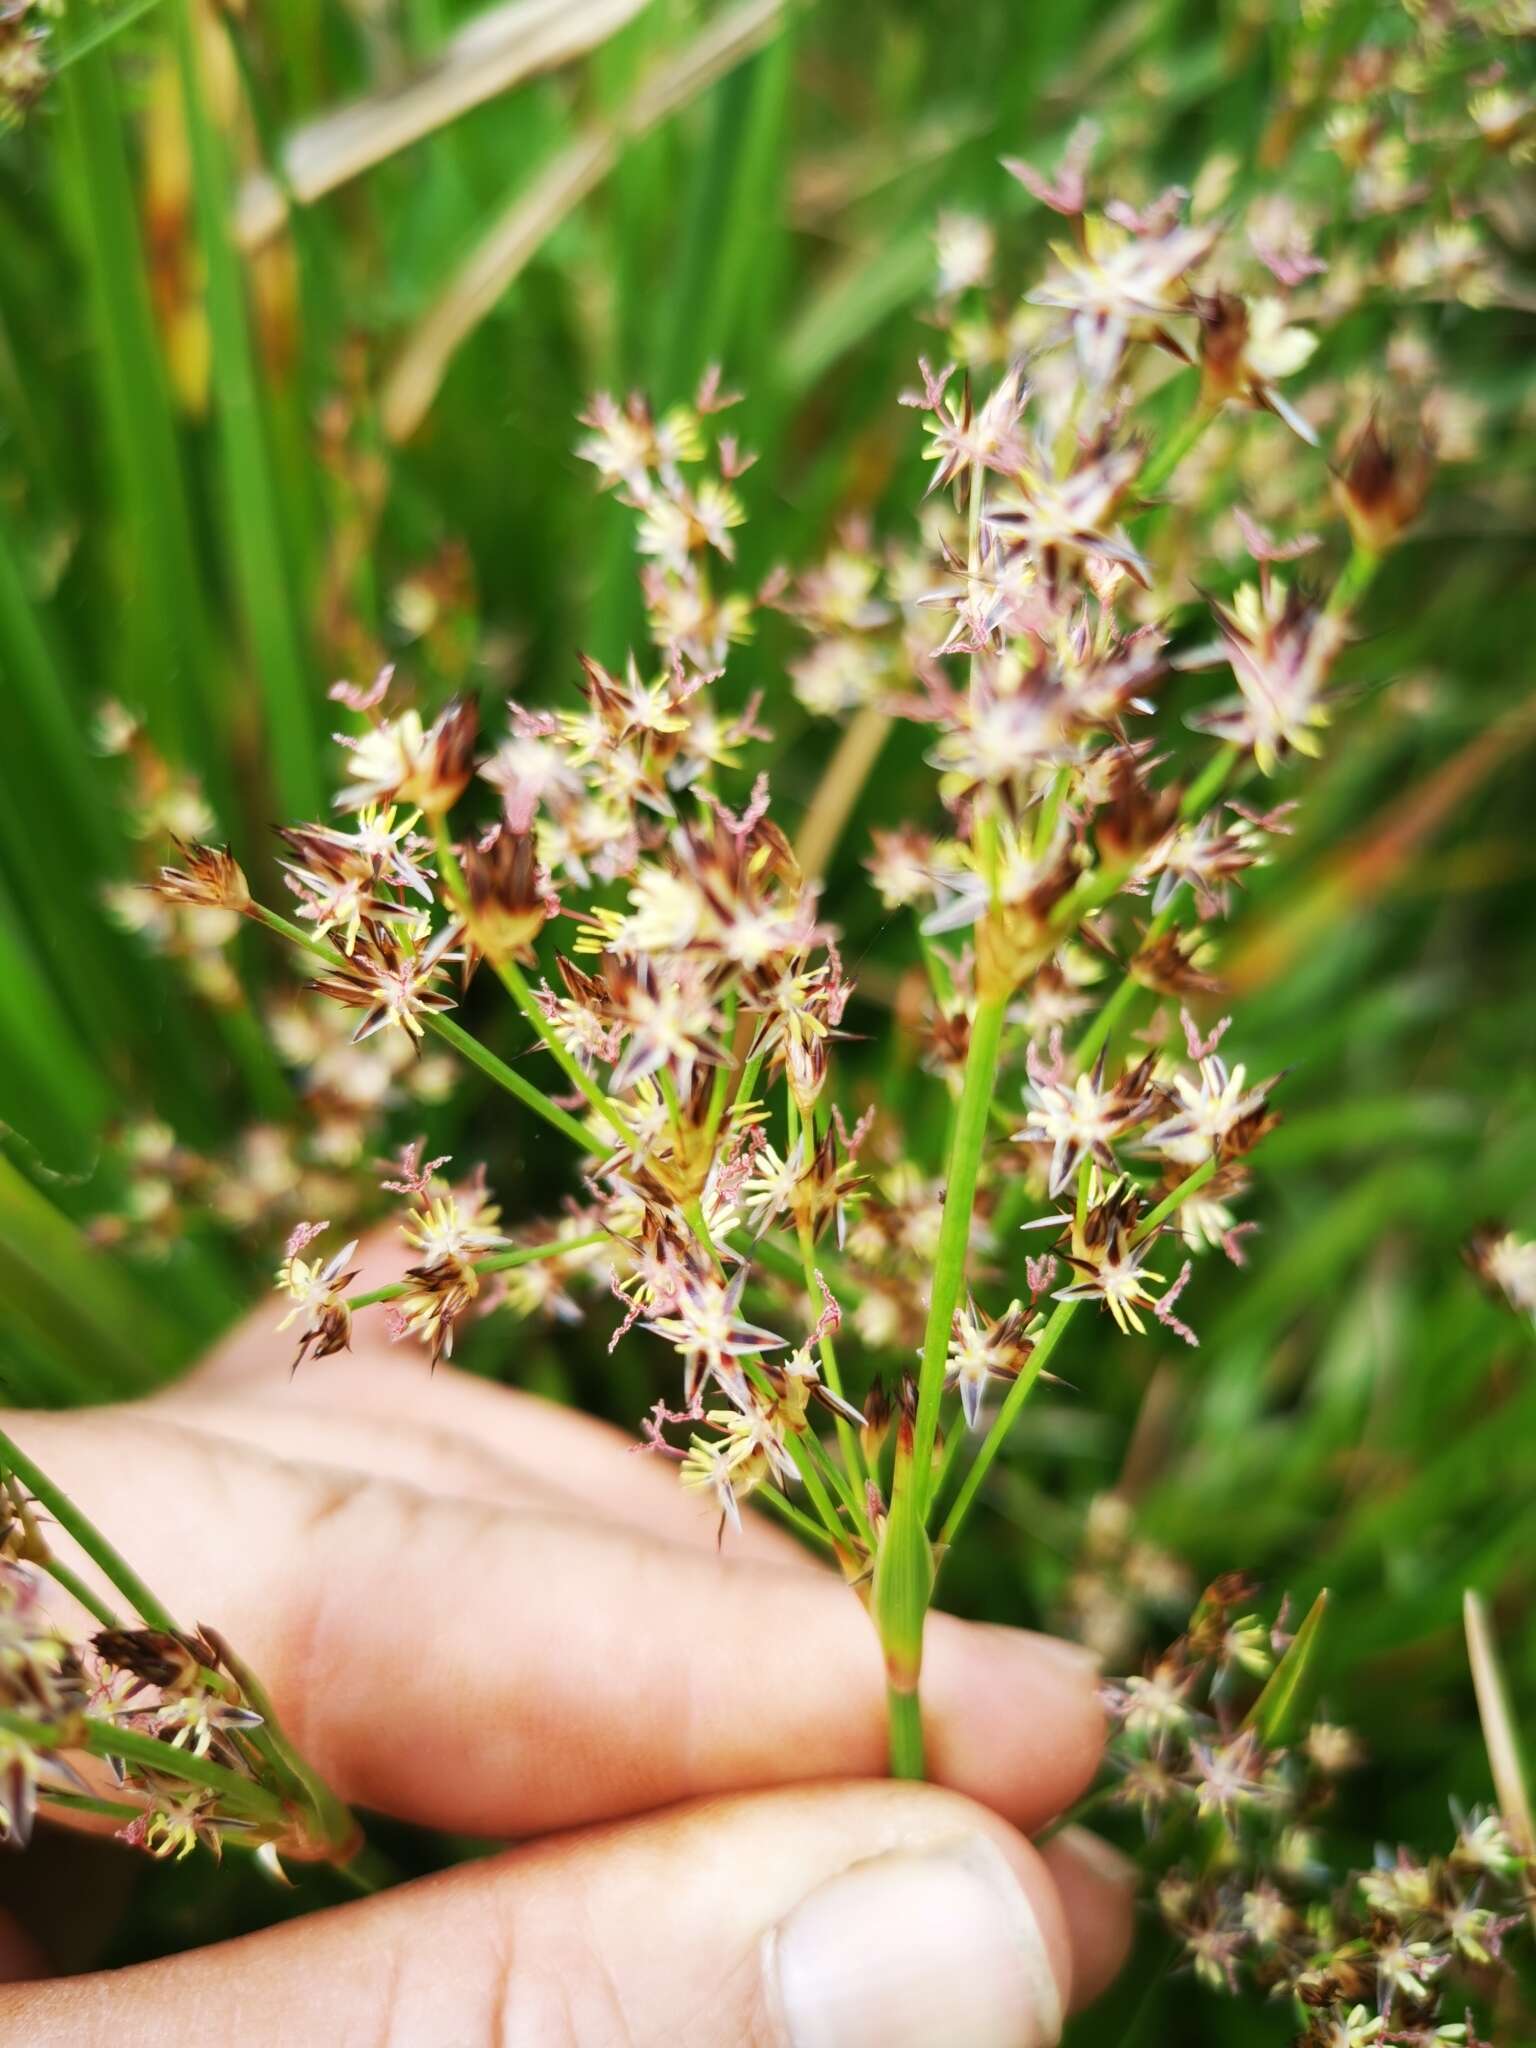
xmin=1464 ymin=1589 xmax=1536 ymax=1920
xmin=1244 ymin=1588 xmax=1329 ymax=1746
xmin=0 ymin=1155 xmax=187 ymax=1394
xmin=170 ymin=0 xmax=322 ymax=821
xmin=52 ymin=47 xmax=225 ymax=792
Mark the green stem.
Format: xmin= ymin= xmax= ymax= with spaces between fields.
xmin=502 ymin=956 xmax=638 ymax=1144
xmin=1073 ymin=747 xmax=1241 ymax=1071
xmin=332 ymin=1837 xmax=401 ymax=1894
xmin=39 ymin=1555 xmax=120 ymax=1631
xmin=430 ymin=1015 xmax=598 ymax=1152
xmin=1181 ymin=743 xmax=1240 ymax=823
xmin=1132 ymin=1155 xmax=1220 ymax=1244
xmin=937 ymin=1301 xmax=1079 ymax=1548
xmin=245 ymin=903 xmax=599 ymax=1154
xmin=38 ymin=1789 xmax=143 ymax=1823
xmin=874 ymin=1442 xmax=933 ymax=1775
xmin=0 ymin=1709 xmax=287 ymax=1825
xmin=346 ymin=1231 xmax=608 ymax=1310
xmin=0 ymin=1428 xmax=178 ymax=1631
xmin=1325 ymin=540 xmax=1381 ymax=621
xmin=754 ymin=1483 xmax=838 ymax=1553
xmin=702 ymin=991 xmax=738 ymax=1153
xmin=800 ymin=1421 xmax=873 ymax=1544
xmin=1138 ymin=394 xmax=1217 ymax=500
xmin=794 ymin=1199 xmax=864 ymax=1497
xmin=1033 ymin=764 xmax=1073 ymax=857
xmin=911 ymin=991 xmax=1008 ymax=1495
xmin=430 ymin=816 xmax=637 ymax=1147
xmin=936 ymin=1155 xmax=1221 ymax=1548
xmin=886 ymin=1684 xmax=925 ymax=1779
xmin=743 ymin=1363 xmax=847 ymax=1545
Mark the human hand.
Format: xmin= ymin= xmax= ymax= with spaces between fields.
xmin=0 ymin=1237 xmax=1133 ymax=2046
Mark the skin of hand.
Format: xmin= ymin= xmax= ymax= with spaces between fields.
xmin=0 ymin=1233 xmax=1135 ymax=2047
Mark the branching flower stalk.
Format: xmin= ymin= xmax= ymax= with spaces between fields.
xmin=130 ymin=97 xmax=1459 ymax=1888
xmin=1095 ymin=1579 xmax=1534 ymax=2045
xmin=0 ymin=1429 xmax=367 ymax=1871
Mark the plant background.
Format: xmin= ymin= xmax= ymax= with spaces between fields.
xmin=1 ymin=0 xmax=1534 ymax=2035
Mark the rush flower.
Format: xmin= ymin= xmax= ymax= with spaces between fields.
xmin=335 ymin=699 xmax=478 ymax=814
xmin=307 ymin=919 xmax=464 ymax=1042
xmin=642 ymin=1267 xmax=788 ymax=1407
xmin=387 ymin=1259 xmax=481 ymax=1366
xmin=274 ymin=1222 xmax=359 ymax=1368
xmin=1187 ymin=579 xmax=1347 ymax=776
xmin=1017 ymin=1052 xmax=1159 ymax=1197
xmin=1142 ymin=1055 xmax=1276 ymax=1168
xmin=1464 ymin=1225 xmax=1536 ymax=1329
xmin=151 ymin=841 xmax=251 ymax=915
xmin=1189 ymin=291 xmax=1319 ymax=443
xmin=945 ymin=1295 xmax=1042 ymax=1429
xmin=459 ymin=824 xmax=557 ymax=967
xmin=1333 ymin=416 xmax=1434 ymax=553
xmin=1029 ymin=210 xmax=1220 ymax=387
xmin=1054 ymin=1183 xmax=1169 ymax=1336
xmin=679 ymin=1401 xmax=796 ymax=1535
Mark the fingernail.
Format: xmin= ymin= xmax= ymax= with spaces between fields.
xmin=765 ymin=1835 xmax=1064 ymax=2048
xmin=1054 ymin=1825 xmax=1136 ymax=1890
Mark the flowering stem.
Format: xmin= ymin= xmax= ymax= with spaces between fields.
xmin=1074 ymin=954 xmax=1153 ymax=1071
xmin=1073 ymin=746 xmax=1241 ymax=1070
xmin=37 ymin=1555 xmax=120 ymax=1632
xmin=886 ymin=1684 xmax=925 ymax=1779
xmin=209 ymin=1633 xmax=361 ymax=1860
xmin=422 ymin=1014 xmax=598 ymax=1152
xmin=800 ymin=1424 xmax=873 ymax=1544
xmin=1181 ymin=742 xmax=1241 ymax=822
xmin=702 ymin=991 xmax=738 ymax=1154
xmin=500 ymin=954 xmax=639 ymax=1145
xmin=1132 ymin=1155 xmax=1220 ymax=1244
xmin=911 ymin=989 xmax=1008 ymax=1500
xmin=38 ymin=1789 xmax=143 ymax=1823
xmin=936 ymin=1300 xmax=1079 ymax=1549
xmin=755 ymin=1483 xmax=838 ymax=1553
xmin=1034 ymin=764 xmax=1073 ymax=857
xmin=797 ymin=1217 xmax=865 ymax=1492
xmin=0 ymin=1429 xmax=372 ymax=1860
xmin=1138 ymin=394 xmax=1218 ymax=501
xmin=873 ymin=979 xmax=1007 ymax=1775
xmin=786 ymin=1087 xmax=864 ymax=1495
xmin=877 ymin=1443 xmax=934 ymax=1778
xmin=428 ymin=816 xmax=638 ymax=1146
xmin=0 ymin=1708 xmax=289 ymax=1825
xmin=331 ymin=1837 xmax=401 ymax=1894
xmin=743 ymin=1361 xmax=846 ymax=1544
xmin=0 ymin=1427 xmax=178 ymax=1632
xmin=1325 ymin=539 xmax=1381 ymax=621
xmin=244 ymin=902 xmax=599 ymax=1154
xmin=937 ymin=1154 xmax=1222 ymax=1547
xmin=346 ymin=1230 xmax=609 ymax=1311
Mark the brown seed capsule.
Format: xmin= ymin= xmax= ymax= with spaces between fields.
xmin=1333 ymin=417 xmax=1433 ymax=553
xmin=93 ymin=1626 xmax=220 ymax=1695
xmin=1196 ymin=291 xmax=1251 ymax=407
xmin=460 ymin=824 xmax=553 ymax=967
xmin=151 ymin=840 xmax=251 ymax=913
xmin=861 ymin=1376 xmax=893 ymax=1466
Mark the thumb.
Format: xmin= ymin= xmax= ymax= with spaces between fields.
xmin=5 ymin=1782 xmax=1131 ymax=2047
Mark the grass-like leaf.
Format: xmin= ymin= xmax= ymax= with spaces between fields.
xmin=1244 ymin=1588 xmax=1330 ymax=1747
